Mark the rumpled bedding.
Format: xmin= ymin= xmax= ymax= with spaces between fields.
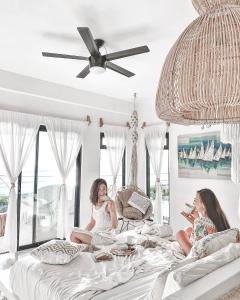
xmin=135 ymin=223 xmax=173 ymax=238
xmin=10 ymin=237 xmax=184 ymax=300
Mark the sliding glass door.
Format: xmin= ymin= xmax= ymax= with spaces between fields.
xmin=18 ymin=126 xmax=81 ymax=250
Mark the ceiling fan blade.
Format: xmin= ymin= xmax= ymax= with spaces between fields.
xmin=77 ymin=27 xmax=100 ymax=57
xmin=76 ymin=65 xmax=90 ymax=78
xmin=106 ymin=62 xmax=135 ymax=77
xmin=106 ymin=45 xmax=150 ymax=61
xmin=42 ymin=52 xmax=88 ymax=60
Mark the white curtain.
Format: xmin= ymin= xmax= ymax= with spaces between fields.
xmin=144 ymin=124 xmax=167 ymax=223
xmin=0 ymin=110 xmax=41 ymax=253
xmin=45 ymin=117 xmax=87 ymax=239
xmin=221 ymin=124 xmax=240 ymax=217
xmin=103 ymin=125 xmax=128 ymax=198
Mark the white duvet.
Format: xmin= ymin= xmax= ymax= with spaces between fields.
xmin=9 ymin=234 xmax=184 ymax=300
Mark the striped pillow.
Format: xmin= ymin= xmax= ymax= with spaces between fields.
xmin=31 ymin=239 xmax=86 ymax=264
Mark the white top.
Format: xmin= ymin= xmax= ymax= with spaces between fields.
xmin=92 ymin=201 xmax=112 ymax=232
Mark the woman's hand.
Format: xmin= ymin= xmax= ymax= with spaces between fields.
xmin=181 ymin=211 xmax=197 ymax=225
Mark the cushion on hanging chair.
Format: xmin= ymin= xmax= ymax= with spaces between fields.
xmin=123 ymin=207 xmax=143 ymax=220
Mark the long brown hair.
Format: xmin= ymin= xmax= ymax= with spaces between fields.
xmin=197 ymin=188 xmax=230 ymax=231
xmin=90 ymin=178 xmax=108 ymax=206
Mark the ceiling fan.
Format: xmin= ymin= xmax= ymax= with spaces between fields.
xmin=42 ymin=27 xmax=150 ymax=78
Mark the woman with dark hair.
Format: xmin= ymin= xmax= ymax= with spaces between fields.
xmin=176 ymin=188 xmax=230 ymax=255
xmin=69 ymin=178 xmax=118 ymax=245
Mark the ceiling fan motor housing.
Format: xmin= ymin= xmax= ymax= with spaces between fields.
xmin=89 ymin=55 xmax=106 ymax=69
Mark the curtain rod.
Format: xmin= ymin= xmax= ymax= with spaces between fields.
xmin=99 ymin=118 xmax=130 ymax=129
xmin=141 ymin=121 xmax=170 ymax=129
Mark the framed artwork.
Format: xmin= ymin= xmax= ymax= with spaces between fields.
xmin=178 ymin=131 xmax=231 ymax=179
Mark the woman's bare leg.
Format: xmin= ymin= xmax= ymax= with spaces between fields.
xmin=185 ymin=227 xmax=193 ymax=238
xmin=70 ymin=232 xmax=92 ymax=244
xmin=176 ymin=230 xmax=192 ymax=255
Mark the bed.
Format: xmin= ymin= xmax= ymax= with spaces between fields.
xmin=1 ymin=230 xmax=182 ymax=300
xmin=1 ymin=229 xmax=240 ymax=300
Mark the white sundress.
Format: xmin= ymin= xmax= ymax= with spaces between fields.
xmin=91 ymin=201 xmax=116 ymax=245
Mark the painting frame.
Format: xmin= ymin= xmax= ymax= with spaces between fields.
xmin=178 ymin=131 xmax=231 ymax=180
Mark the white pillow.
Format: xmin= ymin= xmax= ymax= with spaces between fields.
xmin=148 ymin=257 xmax=196 ymax=300
xmin=31 ymin=239 xmax=86 ymax=264
xmin=141 ymin=223 xmax=173 ymax=238
xmin=187 ymin=228 xmax=239 ymax=259
xmin=128 ymin=192 xmax=151 ymax=214
xmin=173 ymin=243 xmax=240 ymax=287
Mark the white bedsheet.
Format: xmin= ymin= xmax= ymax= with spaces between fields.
xmin=9 ymin=234 xmax=183 ymax=300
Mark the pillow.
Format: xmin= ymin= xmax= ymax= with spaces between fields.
xmin=188 ymin=228 xmax=239 ymax=259
xmin=31 ymin=239 xmax=86 ymax=264
xmin=148 ymin=257 xmax=196 ymax=300
xmin=173 ymin=243 xmax=240 ymax=287
xmin=141 ymin=223 xmax=173 ymax=237
xmin=128 ymin=192 xmax=151 ymax=214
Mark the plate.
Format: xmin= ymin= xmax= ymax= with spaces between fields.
xmin=110 ymin=247 xmax=136 ymax=256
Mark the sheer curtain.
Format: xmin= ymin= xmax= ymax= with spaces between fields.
xmin=103 ymin=125 xmax=128 ymax=198
xmin=144 ymin=124 xmax=167 ymax=223
xmin=0 ymin=110 xmax=41 ymax=253
xmin=222 ymin=124 xmax=240 ymax=217
xmin=45 ymin=117 xmax=87 ymax=239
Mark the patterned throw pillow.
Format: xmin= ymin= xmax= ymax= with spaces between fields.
xmin=31 ymin=240 xmax=86 ymax=264
xmin=128 ymin=192 xmax=151 ymax=214
xmin=188 ymin=228 xmax=239 ymax=259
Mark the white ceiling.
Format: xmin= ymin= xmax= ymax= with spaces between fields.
xmin=0 ymin=0 xmax=197 ymax=103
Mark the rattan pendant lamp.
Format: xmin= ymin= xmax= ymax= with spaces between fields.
xmin=156 ymin=0 xmax=240 ymax=125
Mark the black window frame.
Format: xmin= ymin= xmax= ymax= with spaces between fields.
xmin=146 ymin=132 xmax=169 ymax=222
xmin=100 ymin=132 xmax=126 ymax=187
xmin=16 ymin=125 xmax=82 ymax=251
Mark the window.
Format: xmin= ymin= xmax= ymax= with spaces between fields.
xmin=100 ymin=132 xmax=126 ymax=193
xmin=0 ymin=125 xmax=81 ymax=253
xmin=146 ymin=132 xmax=169 ymax=224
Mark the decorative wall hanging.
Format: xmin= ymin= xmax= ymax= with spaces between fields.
xmin=156 ymin=0 xmax=240 ymax=125
xmin=178 ymin=131 xmax=231 ymax=179
xmin=128 ymin=93 xmax=138 ymax=186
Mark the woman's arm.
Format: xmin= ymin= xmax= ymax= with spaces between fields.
xmin=85 ymin=217 xmax=96 ymax=231
xmin=107 ymin=200 xmax=118 ymax=229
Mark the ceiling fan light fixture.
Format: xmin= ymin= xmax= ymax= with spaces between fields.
xmin=90 ymin=66 xmax=106 ymax=74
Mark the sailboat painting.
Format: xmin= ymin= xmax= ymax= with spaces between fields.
xmin=178 ymin=131 xmax=231 ymax=179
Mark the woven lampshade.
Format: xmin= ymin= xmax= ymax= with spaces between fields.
xmin=155 ymin=0 xmax=240 ymax=125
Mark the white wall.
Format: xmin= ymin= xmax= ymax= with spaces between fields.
xmin=169 ymin=124 xmax=240 ymax=234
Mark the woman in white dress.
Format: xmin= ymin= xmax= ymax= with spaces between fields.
xmin=70 ymin=178 xmax=118 ymax=245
